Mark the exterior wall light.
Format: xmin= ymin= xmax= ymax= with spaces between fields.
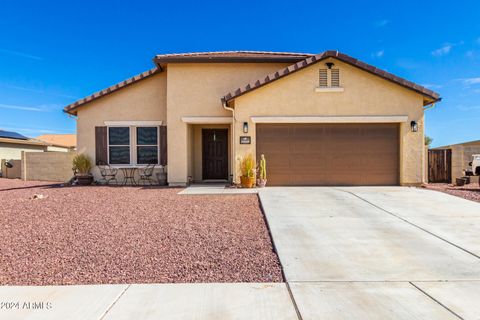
xmin=243 ymin=122 xmax=248 ymax=133
xmin=410 ymin=121 xmax=418 ymax=132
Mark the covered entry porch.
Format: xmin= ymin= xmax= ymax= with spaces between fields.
xmin=183 ymin=117 xmax=233 ymax=184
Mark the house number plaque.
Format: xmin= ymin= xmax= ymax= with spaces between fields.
xmin=240 ymin=136 xmax=251 ymax=144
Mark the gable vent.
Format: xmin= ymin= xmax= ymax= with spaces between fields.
xmin=319 ymin=69 xmax=328 ymax=87
xmin=331 ymin=69 xmax=340 ymax=87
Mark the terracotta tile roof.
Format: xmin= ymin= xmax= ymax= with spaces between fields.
xmin=63 ymin=68 xmax=160 ymax=115
xmin=63 ymin=51 xmax=311 ymax=115
xmin=154 ymin=51 xmax=313 ymax=63
xmin=36 ymin=134 xmax=76 ymax=148
xmin=222 ymin=50 xmax=441 ymax=105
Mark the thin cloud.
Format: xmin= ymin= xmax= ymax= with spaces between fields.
xmin=0 ymin=126 xmax=60 ymax=134
xmin=0 ymin=48 xmax=43 ymax=61
xmin=431 ymin=41 xmax=464 ymax=57
xmin=371 ymin=50 xmax=384 ymax=58
xmin=422 ymin=83 xmax=443 ymax=89
xmin=0 ymin=83 xmax=79 ymax=100
xmin=456 ymin=105 xmax=480 ymax=111
xmin=431 ymin=44 xmax=452 ymax=56
xmin=458 ymin=77 xmax=480 ymax=86
xmin=374 ymin=19 xmax=389 ymax=27
xmin=0 ymin=103 xmax=59 ymax=112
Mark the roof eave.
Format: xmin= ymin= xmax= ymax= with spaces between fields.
xmin=153 ymin=56 xmax=311 ymax=64
xmin=223 ymin=51 xmax=441 ymax=104
xmin=63 ymin=67 xmax=161 ymax=115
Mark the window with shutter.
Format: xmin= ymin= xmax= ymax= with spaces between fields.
xmin=104 ymin=125 xmax=163 ymax=165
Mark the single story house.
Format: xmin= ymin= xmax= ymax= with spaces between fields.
xmin=0 ymin=130 xmax=48 ymax=160
xmin=0 ymin=130 xmax=48 ymax=178
xmin=36 ymin=134 xmax=77 ymax=152
xmin=63 ymin=50 xmax=440 ymax=186
xmin=432 ymin=139 xmax=480 ymax=182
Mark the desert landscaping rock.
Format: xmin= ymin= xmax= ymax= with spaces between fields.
xmin=425 ymin=183 xmax=480 ymax=203
xmin=0 ymin=179 xmax=282 ymax=285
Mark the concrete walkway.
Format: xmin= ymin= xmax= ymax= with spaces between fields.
xmin=178 ymin=183 xmax=258 ymax=195
xmin=0 ymin=283 xmax=298 ymax=320
xmin=259 ymin=186 xmax=480 ymax=319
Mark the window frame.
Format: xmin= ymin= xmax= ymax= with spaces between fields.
xmin=107 ymin=125 xmax=160 ymax=166
xmin=136 ymin=126 xmax=160 ymax=165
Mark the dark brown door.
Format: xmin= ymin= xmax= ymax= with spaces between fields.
xmin=202 ymin=129 xmax=228 ymax=180
xmin=256 ymin=123 xmax=399 ymax=186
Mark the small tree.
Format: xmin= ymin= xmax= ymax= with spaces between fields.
xmin=425 ymin=136 xmax=433 ymax=147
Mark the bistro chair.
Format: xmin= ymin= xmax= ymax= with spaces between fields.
xmin=98 ymin=161 xmax=119 ymax=185
xmin=138 ymin=163 xmax=156 ymax=185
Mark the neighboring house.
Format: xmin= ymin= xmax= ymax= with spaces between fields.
xmin=0 ymin=130 xmax=48 ymax=178
xmin=433 ymin=140 xmax=480 ymax=181
xmin=63 ymin=50 xmax=440 ymax=186
xmin=0 ymin=130 xmax=48 ymax=160
xmin=36 ymin=134 xmax=77 ymax=152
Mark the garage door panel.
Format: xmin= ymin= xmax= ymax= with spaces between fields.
xmin=256 ymin=123 xmax=399 ymax=186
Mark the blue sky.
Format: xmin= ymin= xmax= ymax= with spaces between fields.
xmin=0 ymin=0 xmax=479 ymax=147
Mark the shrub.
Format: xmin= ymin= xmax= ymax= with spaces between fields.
xmin=240 ymin=154 xmax=255 ymax=178
xmin=72 ymin=154 xmax=92 ymax=175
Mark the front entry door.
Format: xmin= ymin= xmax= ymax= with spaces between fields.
xmin=202 ymin=129 xmax=228 ymax=180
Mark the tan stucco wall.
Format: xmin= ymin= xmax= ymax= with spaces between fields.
xmin=76 ymin=73 xmax=167 ymax=180
xmin=1 ymin=159 xmax=21 ymax=178
xmin=0 ymin=143 xmax=45 ymax=160
xmin=166 ymin=63 xmax=289 ymax=185
xmin=46 ymin=145 xmax=70 ymax=152
xmin=233 ymin=58 xmax=426 ymax=185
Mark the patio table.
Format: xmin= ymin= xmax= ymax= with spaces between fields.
xmin=117 ymin=166 xmax=138 ymax=186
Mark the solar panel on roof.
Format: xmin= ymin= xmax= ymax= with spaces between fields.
xmin=0 ymin=130 xmax=29 ymax=140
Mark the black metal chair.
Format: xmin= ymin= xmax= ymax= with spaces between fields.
xmin=138 ymin=163 xmax=156 ymax=185
xmin=98 ymin=163 xmax=118 ymax=185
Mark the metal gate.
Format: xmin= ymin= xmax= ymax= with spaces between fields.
xmin=428 ymin=149 xmax=452 ymax=183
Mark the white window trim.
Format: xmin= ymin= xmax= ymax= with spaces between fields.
xmin=315 ymin=87 xmax=344 ymax=93
xmin=104 ymin=120 xmax=163 ymax=126
xmin=181 ymin=116 xmax=232 ymax=124
xmin=250 ymin=116 xmax=408 ymax=123
xmin=107 ymin=126 xmax=160 ymax=166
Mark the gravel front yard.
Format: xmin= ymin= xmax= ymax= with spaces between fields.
xmin=0 ymin=179 xmax=282 ymax=285
xmin=425 ymin=182 xmax=480 ymax=203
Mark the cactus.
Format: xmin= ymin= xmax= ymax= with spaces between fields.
xmin=259 ymin=154 xmax=267 ymax=180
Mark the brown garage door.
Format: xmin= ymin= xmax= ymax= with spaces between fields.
xmin=256 ymin=123 xmax=399 ymax=186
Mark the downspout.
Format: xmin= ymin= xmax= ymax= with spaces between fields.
xmin=222 ymin=99 xmax=236 ymax=184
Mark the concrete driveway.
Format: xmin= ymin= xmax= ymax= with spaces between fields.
xmin=259 ymin=187 xmax=480 ymax=319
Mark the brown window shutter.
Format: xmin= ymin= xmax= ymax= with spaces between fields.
xmin=159 ymin=125 xmax=167 ymax=166
xmin=95 ymin=126 xmax=108 ymax=165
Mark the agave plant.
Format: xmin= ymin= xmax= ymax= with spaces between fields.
xmin=72 ymin=153 xmax=92 ymax=175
